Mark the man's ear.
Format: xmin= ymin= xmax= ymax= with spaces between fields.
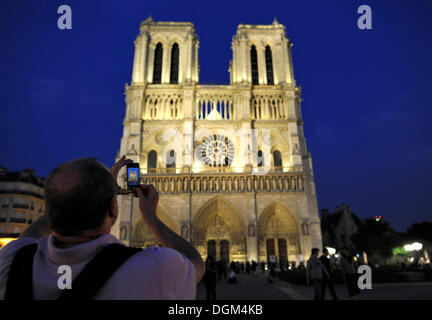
xmin=108 ymin=197 xmax=118 ymax=219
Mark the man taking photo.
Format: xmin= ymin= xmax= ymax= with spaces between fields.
xmin=0 ymin=156 xmax=205 ymax=300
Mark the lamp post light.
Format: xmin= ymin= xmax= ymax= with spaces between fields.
xmin=404 ymin=242 xmax=423 ymax=252
xmin=326 ymin=247 xmax=336 ymax=255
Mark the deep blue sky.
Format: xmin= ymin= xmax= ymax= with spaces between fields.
xmin=1 ymin=0 xmax=431 ymax=231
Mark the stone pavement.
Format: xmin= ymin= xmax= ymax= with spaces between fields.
xmin=196 ymin=272 xmax=293 ymax=300
xmin=196 ymin=272 xmax=432 ymax=300
xmin=272 ymin=280 xmax=432 ymax=300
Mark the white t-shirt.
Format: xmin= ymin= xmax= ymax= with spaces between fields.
xmin=0 ymin=234 xmax=196 ymax=300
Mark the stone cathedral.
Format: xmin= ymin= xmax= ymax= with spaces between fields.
xmin=112 ymin=17 xmax=322 ymax=265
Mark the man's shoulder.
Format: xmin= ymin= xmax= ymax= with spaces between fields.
xmin=0 ymin=237 xmax=38 ymax=261
xmin=120 ymin=246 xmax=196 ymax=292
xmin=132 ymin=246 xmax=190 ymax=265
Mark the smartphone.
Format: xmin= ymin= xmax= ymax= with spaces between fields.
xmin=126 ymin=163 xmax=140 ymax=190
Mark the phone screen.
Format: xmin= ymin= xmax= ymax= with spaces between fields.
xmin=127 ymin=165 xmax=140 ymax=190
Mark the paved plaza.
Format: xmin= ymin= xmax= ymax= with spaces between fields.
xmin=196 ymin=272 xmax=432 ymax=300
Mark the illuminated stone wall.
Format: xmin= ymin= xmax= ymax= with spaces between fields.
xmin=113 ymin=18 xmax=322 ymax=264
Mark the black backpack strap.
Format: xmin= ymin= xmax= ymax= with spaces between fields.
xmin=4 ymin=243 xmax=38 ymax=300
xmin=57 ymin=243 xmax=142 ymax=300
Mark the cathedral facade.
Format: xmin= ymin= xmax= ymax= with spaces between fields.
xmin=113 ymin=17 xmax=322 ymax=265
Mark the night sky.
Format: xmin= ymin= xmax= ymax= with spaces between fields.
xmin=1 ymin=0 xmax=431 ymax=231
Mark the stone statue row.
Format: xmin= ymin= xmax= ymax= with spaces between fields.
xmin=141 ymin=174 xmax=305 ymax=194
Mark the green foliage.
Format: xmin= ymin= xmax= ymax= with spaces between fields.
xmin=392 ymin=246 xmax=407 ymax=256
xmin=352 ymin=218 xmax=399 ymax=261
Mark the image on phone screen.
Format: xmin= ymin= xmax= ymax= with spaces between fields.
xmin=127 ymin=167 xmax=140 ymax=189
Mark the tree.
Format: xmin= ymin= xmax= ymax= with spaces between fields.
xmin=407 ymin=222 xmax=432 ymax=243
xmin=352 ymin=218 xmax=399 ymax=262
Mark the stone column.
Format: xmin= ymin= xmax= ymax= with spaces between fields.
xmin=183 ymin=86 xmax=195 ymax=169
xmin=162 ymin=42 xmax=170 ymax=84
xmin=147 ymin=43 xmax=155 ymax=83
xmin=241 ymin=39 xmax=248 ymax=82
xmin=193 ymin=39 xmax=199 ymax=82
xmin=283 ymin=39 xmax=293 ymax=84
xmin=139 ymin=33 xmax=148 ymax=83
xmin=257 ymin=44 xmax=266 ymax=85
xmin=275 ymin=42 xmax=285 ymax=85
xmin=232 ymin=42 xmax=237 ymax=83
xmin=132 ymin=34 xmax=147 ymax=84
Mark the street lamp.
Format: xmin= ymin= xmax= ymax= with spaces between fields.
xmin=326 ymin=247 xmax=336 ymax=255
xmin=404 ymin=242 xmax=423 ymax=252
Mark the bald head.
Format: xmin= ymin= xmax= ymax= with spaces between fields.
xmin=44 ymin=158 xmax=117 ymax=236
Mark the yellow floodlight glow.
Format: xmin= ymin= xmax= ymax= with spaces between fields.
xmin=232 ymin=166 xmax=244 ymax=173
xmin=192 ymin=161 xmax=203 ymax=173
xmin=0 ymin=238 xmax=17 ymax=249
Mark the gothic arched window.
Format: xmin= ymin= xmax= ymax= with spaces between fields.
xmin=250 ymin=45 xmax=259 ymax=85
xmin=257 ymin=150 xmax=264 ymax=167
xmin=273 ymin=150 xmax=282 ymax=168
xmin=170 ymin=43 xmax=179 ymax=84
xmin=148 ymin=150 xmax=157 ymax=172
xmin=152 ymin=43 xmax=163 ymax=84
xmin=265 ymin=45 xmax=274 ymax=85
xmin=166 ymin=149 xmax=176 ymax=168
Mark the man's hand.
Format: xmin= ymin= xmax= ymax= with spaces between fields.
xmin=135 ymin=184 xmax=159 ymax=221
xmin=134 ymin=183 xmax=205 ymax=284
xmin=110 ymin=155 xmax=134 ymax=195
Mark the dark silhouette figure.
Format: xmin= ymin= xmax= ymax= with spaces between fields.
xmin=216 ymin=260 xmax=223 ymax=280
xmin=245 ymin=261 xmax=251 ymax=275
xmin=251 ymin=260 xmax=258 ymax=275
xmin=204 ymin=256 xmax=217 ymax=300
xmin=341 ymin=247 xmax=360 ymax=298
xmin=319 ymin=249 xmax=338 ymax=300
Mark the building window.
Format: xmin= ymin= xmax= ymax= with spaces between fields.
xmin=250 ymin=45 xmax=259 ymax=85
xmin=166 ymin=150 xmax=176 ymax=168
xmin=170 ymin=43 xmax=179 ymax=84
xmin=152 ymin=43 xmax=163 ymax=84
xmin=148 ymin=150 xmax=157 ymax=173
xmin=265 ymin=46 xmax=274 ymax=85
xmin=257 ymin=150 xmax=264 ymax=167
xmin=273 ymin=150 xmax=282 ymax=168
xmin=13 ymin=203 xmax=29 ymax=209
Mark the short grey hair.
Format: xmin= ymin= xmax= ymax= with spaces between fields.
xmin=44 ymin=158 xmax=118 ymax=236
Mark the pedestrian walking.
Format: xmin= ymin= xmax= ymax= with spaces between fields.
xmin=341 ymin=247 xmax=360 ymax=298
xmin=203 ymin=256 xmax=217 ymax=300
xmin=251 ymin=260 xmax=257 ymax=276
xmin=306 ymin=248 xmax=329 ymax=300
xmin=319 ymin=249 xmax=338 ymax=300
xmin=246 ymin=261 xmax=251 ymax=275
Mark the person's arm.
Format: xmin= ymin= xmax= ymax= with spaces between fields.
xmin=19 ymin=214 xmax=51 ymax=239
xmin=135 ymin=184 xmax=205 ymax=284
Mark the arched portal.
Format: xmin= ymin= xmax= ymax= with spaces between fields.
xmin=192 ymin=197 xmax=246 ymax=262
xmin=258 ymin=202 xmax=301 ymax=266
xmin=131 ymin=205 xmax=179 ymax=248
